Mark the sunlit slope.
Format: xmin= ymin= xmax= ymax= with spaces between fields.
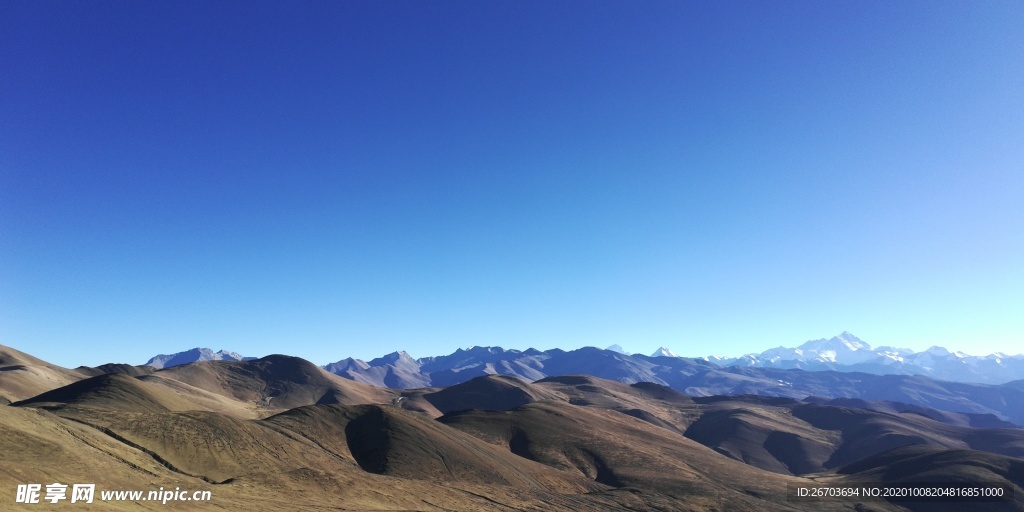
xmin=15 ymin=373 xmax=202 ymax=413
xmin=533 ymin=374 xmax=699 ymax=430
xmin=438 ymin=400 xmax=868 ymax=512
xmin=0 ymin=344 xmax=86 ymax=402
xmin=420 ymin=373 xmax=561 ymax=414
xmin=12 ymin=400 xmax=779 ymax=511
xmin=3 ymin=403 xmax=638 ymax=511
xmin=0 ymin=405 xmax=234 ymax=511
xmin=12 ymin=354 xmax=400 ymax=420
xmin=156 ymin=354 xmax=394 ymax=410
xmin=265 ymin=403 xmax=607 ymax=492
xmin=6 ymin=352 xmax=1020 ymax=511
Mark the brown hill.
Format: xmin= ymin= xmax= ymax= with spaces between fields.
xmin=74 ymin=362 xmax=156 ymax=378
xmin=19 ymin=396 xmax=796 ymax=511
xmin=155 ymin=354 xmax=394 ymax=411
xmin=534 ymin=374 xmax=699 ymax=431
xmin=11 ymin=370 xmax=267 ymax=420
xmin=535 ymin=374 xmax=694 ymax=406
xmin=684 ymin=401 xmax=840 ymax=474
xmin=13 ymin=373 xmax=190 ymax=413
xmin=8 ymin=347 xmax=1018 ymax=512
xmin=680 ymin=395 xmax=1024 ymax=476
xmin=408 ymin=373 xmax=1024 ymax=485
xmin=420 ymin=374 xmax=560 ymax=414
xmin=0 ymin=404 xmax=241 ymax=511
xmin=264 ymin=403 xmax=606 ymax=492
xmin=11 ymin=354 xmax=398 ymax=420
xmin=0 ymin=344 xmax=86 ymax=401
xmin=805 ymin=396 xmax=1018 ymax=429
xmin=833 ymin=444 xmax=1024 ymax=512
xmin=423 ymin=374 xmax=1024 ymax=489
xmin=5 ymin=400 xmax=642 ymax=511
xmin=134 ymin=373 xmax=263 ymax=417
xmin=11 ymin=366 xmax=893 ymax=511
xmin=438 ymin=400 xmax=865 ymax=511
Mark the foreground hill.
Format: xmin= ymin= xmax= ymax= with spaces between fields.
xmin=14 ymin=354 xmax=398 ymax=420
xmin=0 ymin=344 xmax=88 ymax=402
xmin=15 ymin=373 xmax=202 ymax=413
xmin=0 ymin=405 xmax=225 ymax=511
xmin=4 ymin=401 xmax=677 ymax=511
xmin=1 ymin=343 xmax=160 ymax=403
xmin=8 ymin=394 xmax=871 ymax=510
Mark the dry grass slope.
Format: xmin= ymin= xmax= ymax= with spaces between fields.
xmin=439 ymin=400 xmax=867 ymax=511
xmin=156 ymin=355 xmax=394 ymax=411
xmin=833 ymin=444 xmax=1024 ymax=512
xmin=5 ymin=350 xmax=1020 ymax=511
xmin=0 ymin=344 xmax=86 ymax=402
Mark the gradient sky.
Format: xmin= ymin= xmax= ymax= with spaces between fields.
xmin=2 ymin=1 xmax=1022 ymax=367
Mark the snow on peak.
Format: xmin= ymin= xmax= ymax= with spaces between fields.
xmin=369 ymin=350 xmax=417 ymax=366
xmin=145 ymin=347 xmax=252 ymax=369
xmin=651 ymin=347 xmax=679 ymax=358
xmin=785 ymin=332 xmax=878 ymax=364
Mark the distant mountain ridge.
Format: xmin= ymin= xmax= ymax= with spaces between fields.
xmin=699 ymin=332 xmax=1024 ymax=384
xmin=143 ymin=332 xmax=1024 ymax=384
xmin=145 ymin=347 xmax=255 ymax=369
xmin=310 ymin=343 xmax=1024 ymax=425
xmin=312 ymin=332 xmax=1024 ymax=391
xmin=138 ymin=334 xmax=1024 ymax=424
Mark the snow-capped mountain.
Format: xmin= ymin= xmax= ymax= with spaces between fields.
xmin=311 ymin=342 xmax=1024 ymax=424
xmin=651 ymin=347 xmax=679 ymax=358
xmin=323 ymin=346 xmax=551 ymax=389
xmin=145 ymin=348 xmax=255 ymax=369
xmin=715 ymin=332 xmax=1024 ymax=384
xmin=606 ymin=344 xmax=628 ymax=354
xmin=136 ymin=337 xmax=1024 ymax=423
xmin=324 ymin=350 xmax=430 ymax=388
xmin=144 ymin=333 xmax=1023 ymax=389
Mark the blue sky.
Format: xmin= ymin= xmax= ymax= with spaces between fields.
xmin=2 ymin=1 xmax=1022 ymax=367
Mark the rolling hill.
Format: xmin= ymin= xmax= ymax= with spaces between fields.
xmin=0 ymin=344 xmax=87 ymax=402
xmin=6 ymin=344 xmax=1023 ymax=511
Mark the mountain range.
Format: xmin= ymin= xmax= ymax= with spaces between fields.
xmin=4 ymin=341 xmax=1024 ymax=511
xmin=148 ymin=332 xmax=1024 ymax=385
xmin=141 ymin=334 xmax=1024 ymax=425
xmin=322 ymin=345 xmax=1024 ymax=425
xmin=702 ymin=332 xmax=1024 ymax=385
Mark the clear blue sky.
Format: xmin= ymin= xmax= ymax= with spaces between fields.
xmin=2 ymin=1 xmax=1022 ymax=367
